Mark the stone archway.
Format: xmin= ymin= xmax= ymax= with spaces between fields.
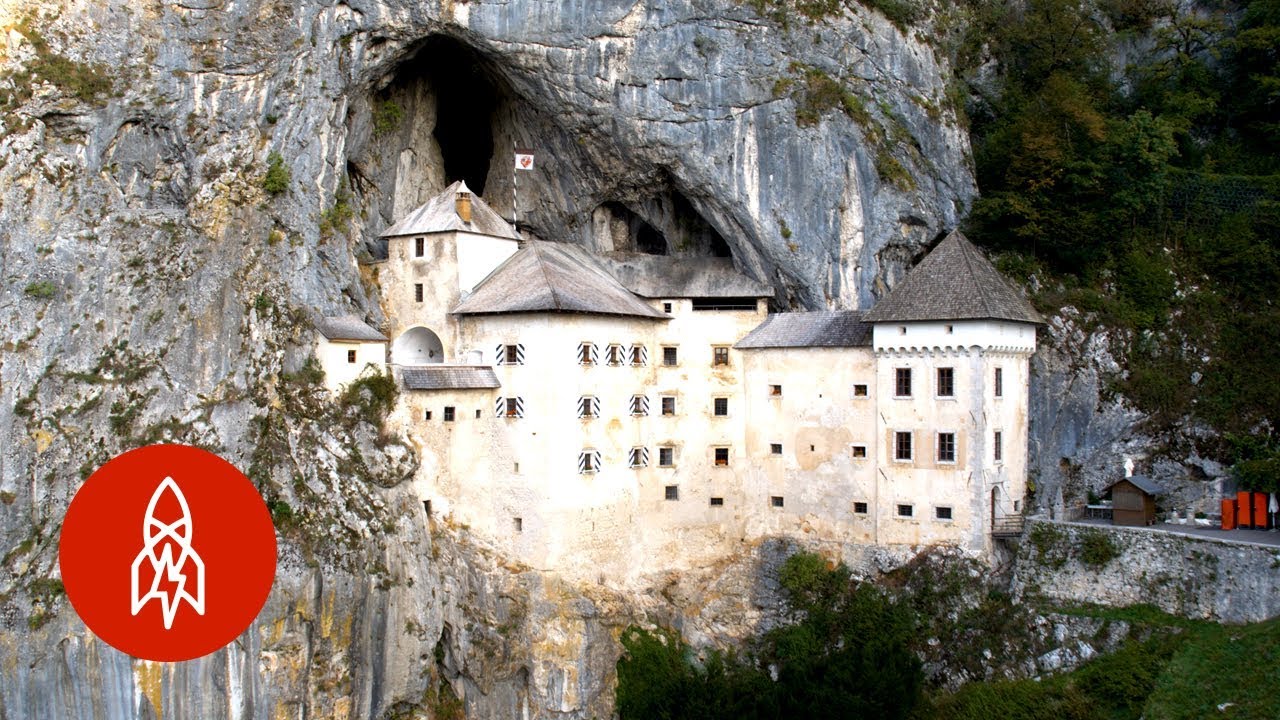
xmin=392 ymin=326 xmax=444 ymax=365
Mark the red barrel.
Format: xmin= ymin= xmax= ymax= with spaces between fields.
xmin=1221 ymin=498 xmax=1236 ymax=530
xmin=1237 ymin=491 xmax=1254 ymax=528
xmin=1253 ymin=492 xmax=1270 ymax=529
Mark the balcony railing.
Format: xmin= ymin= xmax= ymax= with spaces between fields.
xmin=991 ymin=516 xmax=1025 ymax=538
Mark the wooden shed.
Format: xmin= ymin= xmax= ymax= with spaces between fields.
xmin=1106 ymin=475 xmax=1163 ymax=526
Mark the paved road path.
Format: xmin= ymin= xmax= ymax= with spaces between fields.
xmin=1075 ymin=517 xmax=1280 ymax=547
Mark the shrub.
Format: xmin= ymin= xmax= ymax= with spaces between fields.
xmin=24 ymin=281 xmax=56 ymax=299
xmin=1028 ymin=522 xmax=1070 ymax=568
xmin=262 ymin=152 xmax=290 ymax=195
xmin=1079 ymin=530 xmax=1120 ymax=568
xmin=373 ymin=100 xmax=404 ymax=137
xmin=340 ymin=373 xmax=398 ymax=419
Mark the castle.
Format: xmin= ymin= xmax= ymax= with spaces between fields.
xmin=317 ymin=183 xmax=1042 ymax=582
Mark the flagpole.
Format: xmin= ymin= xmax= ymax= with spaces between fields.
xmin=512 ymin=133 xmax=519 ymax=232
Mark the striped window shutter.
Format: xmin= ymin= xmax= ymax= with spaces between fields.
xmin=630 ymin=447 xmax=649 ymax=467
xmin=632 ymin=344 xmax=648 ymax=366
xmin=494 ymin=397 xmax=506 ymax=416
xmin=515 ymin=344 xmax=525 ymax=365
xmin=631 ymin=395 xmax=649 ymax=416
xmin=514 ymin=397 xmax=525 ymax=418
xmin=578 ymin=451 xmax=589 ymax=473
xmin=579 ymin=450 xmax=603 ymax=473
xmin=590 ymin=343 xmax=599 ymax=365
xmin=578 ymin=396 xmax=598 ymax=418
xmin=495 ymin=345 xmax=504 ymax=365
xmin=593 ymin=450 xmax=602 ymax=470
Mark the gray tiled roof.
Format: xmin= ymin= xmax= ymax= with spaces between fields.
xmin=862 ymin=232 xmax=1044 ymax=324
xmin=735 ymin=311 xmax=873 ymax=349
xmin=380 ymin=181 xmax=519 ymax=240
xmin=599 ymin=253 xmax=772 ymax=298
xmin=453 ymin=242 xmax=669 ymax=319
xmin=400 ymin=366 xmax=501 ymax=390
xmin=315 ymin=315 xmax=387 ymax=342
xmin=1107 ymin=475 xmax=1165 ymax=496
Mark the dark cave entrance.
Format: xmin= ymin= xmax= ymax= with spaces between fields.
xmin=596 ymin=202 xmax=669 ymax=255
xmin=416 ymin=36 xmax=501 ymax=194
xmin=592 ymin=190 xmax=732 ymax=258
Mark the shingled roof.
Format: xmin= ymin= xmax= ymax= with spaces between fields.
xmin=380 ymin=181 xmax=519 ymax=240
xmin=599 ymin=253 xmax=772 ymax=299
xmin=315 ymin=315 xmax=387 ymax=342
xmin=401 ymin=366 xmax=501 ymax=390
xmin=453 ymin=242 xmax=669 ymax=319
xmin=1106 ymin=475 xmax=1165 ymax=496
xmin=736 ymin=311 xmax=873 ymax=349
xmin=862 ymin=232 xmax=1044 ymax=324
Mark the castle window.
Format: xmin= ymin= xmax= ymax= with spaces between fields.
xmin=578 ymin=342 xmax=598 ymax=366
xmin=578 ymin=450 xmax=602 ymax=474
xmin=606 ymin=344 xmax=625 ymax=366
xmin=665 ymin=485 xmax=679 ymax=501
xmin=414 ymin=237 xmax=425 ymax=257
xmin=494 ymin=397 xmax=524 ymax=419
xmin=769 ymin=384 xmax=782 ymax=397
xmin=935 ymin=506 xmax=953 ymax=520
xmin=895 ymin=368 xmax=912 ymax=397
xmin=714 ymin=447 xmax=730 ymax=467
xmin=994 ymin=367 xmax=1004 ymax=398
xmin=663 ymin=302 xmax=673 ymax=314
xmin=629 ymin=447 xmax=649 ymax=468
xmin=414 ymin=284 xmax=424 ymax=303
xmin=658 ymin=447 xmax=675 ymax=467
xmin=770 ymin=496 xmax=784 ymax=508
xmin=443 ymin=406 xmax=455 ymax=422
xmin=851 ymin=445 xmax=867 ymax=459
xmin=894 ymin=431 xmax=912 ymax=461
xmin=713 ymin=397 xmax=729 ymax=417
xmin=937 ymin=432 xmax=956 ymax=463
xmin=662 ymin=346 xmax=678 ymax=366
xmin=475 ymin=409 xmax=482 ymax=419
xmin=577 ymin=396 xmax=599 ymax=418
xmin=897 ymin=504 xmax=913 ymax=518
xmin=630 ymin=344 xmax=648 ymax=366
xmin=936 ymin=368 xmax=954 ymax=397
xmin=661 ymin=396 xmax=677 ymax=416
xmin=854 ymin=501 xmax=868 ymax=514
xmin=710 ymin=497 xmax=724 ymax=506
xmin=712 ymin=346 xmax=730 ymax=366
xmin=945 ymin=324 xmax=953 ymax=334
xmin=630 ymin=395 xmax=649 ymax=416
xmin=771 ymin=443 xmax=783 ymax=455
xmin=425 ymin=410 xmax=432 ymax=420
xmin=514 ymin=517 xmax=523 ymax=532
xmin=347 ymin=349 xmax=357 ymax=364
xmin=994 ymin=431 xmax=1003 ymax=463
xmin=496 ymin=344 xmax=524 ymax=365
xmin=852 ymin=384 xmax=868 ymax=397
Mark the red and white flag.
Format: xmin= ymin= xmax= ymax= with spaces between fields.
xmin=514 ymin=148 xmax=535 ymax=171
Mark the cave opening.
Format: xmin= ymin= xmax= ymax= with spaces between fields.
xmin=596 ymin=201 xmax=669 ymax=255
xmin=413 ymin=35 xmax=501 ymax=194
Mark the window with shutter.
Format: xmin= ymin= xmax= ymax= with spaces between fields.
xmin=578 ymin=450 xmax=601 ymax=474
xmin=496 ymin=344 xmax=524 ymax=366
xmin=578 ymin=396 xmax=598 ymax=418
xmin=578 ymin=342 xmax=598 ymax=365
xmin=606 ymin=344 xmax=624 ymax=366
xmin=630 ymin=395 xmax=649 ymax=416
xmin=630 ymin=344 xmax=647 ymax=366
xmin=628 ymin=447 xmax=649 ymax=468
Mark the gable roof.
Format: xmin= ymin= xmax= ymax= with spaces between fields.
xmin=401 ymin=366 xmax=501 ymax=390
xmin=380 ymin=180 xmax=519 ymax=240
xmin=599 ymin=253 xmax=772 ymax=299
xmin=452 ymin=241 xmax=669 ymax=319
xmin=736 ymin=311 xmax=873 ymax=349
xmin=315 ymin=315 xmax=387 ymax=342
xmin=1107 ymin=475 xmax=1165 ymax=496
xmin=862 ymin=232 xmax=1044 ymax=324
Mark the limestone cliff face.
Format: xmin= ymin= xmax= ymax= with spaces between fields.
xmin=0 ymin=0 xmax=1127 ymax=717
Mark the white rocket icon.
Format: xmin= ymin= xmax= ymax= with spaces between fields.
xmin=130 ymin=477 xmax=205 ymax=629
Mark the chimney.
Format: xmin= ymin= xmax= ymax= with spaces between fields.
xmin=456 ymin=191 xmax=472 ymax=224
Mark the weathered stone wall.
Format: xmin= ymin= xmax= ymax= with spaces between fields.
xmin=1011 ymin=518 xmax=1280 ymax=623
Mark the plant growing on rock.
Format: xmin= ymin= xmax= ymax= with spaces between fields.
xmin=262 ymin=152 xmax=291 ymax=195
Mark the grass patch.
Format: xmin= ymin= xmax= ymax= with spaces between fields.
xmin=1143 ymin=617 xmax=1280 ymax=720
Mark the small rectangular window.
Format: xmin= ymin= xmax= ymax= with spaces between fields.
xmin=713 ymin=346 xmax=730 ymax=366
xmin=936 ymin=506 xmax=953 ymax=520
xmin=347 ymin=349 xmax=357 ymax=364
xmin=443 ymin=406 xmax=455 ymax=422
xmin=994 ymin=367 xmax=1004 ymax=398
xmin=713 ymin=397 xmax=729 ymax=416
xmin=897 ymin=504 xmax=913 ymax=518
xmin=709 ymin=497 xmax=724 ymax=506
xmin=994 ymin=431 xmax=1003 ymax=463
xmin=665 ymin=485 xmax=679 ymax=500
xmin=414 ymin=237 xmax=425 ymax=256
xmin=769 ymin=384 xmax=782 ymax=397
xmin=895 ymin=368 xmax=912 ymax=397
xmin=606 ymin=344 xmax=625 ymax=366
xmin=937 ymin=432 xmax=956 ymax=463
xmin=514 ymin=517 xmax=523 ymax=532
xmin=853 ymin=384 xmax=868 ymax=397
xmin=854 ymin=501 xmax=868 ymax=514
xmin=630 ymin=344 xmax=647 ymax=366
xmin=578 ymin=450 xmax=601 ymax=473
xmin=770 ymin=496 xmax=784 ymax=508
xmin=414 ymin=283 xmax=424 ymax=303
xmin=937 ymin=368 xmax=954 ymax=397
xmin=505 ymin=398 xmax=520 ymax=418
xmin=661 ymin=396 xmax=677 ymax=416
xmin=503 ymin=344 xmax=521 ymax=365
xmin=578 ymin=342 xmax=597 ymax=365
xmin=851 ymin=445 xmax=867 ymax=459
xmin=631 ymin=395 xmax=649 ymax=416
xmin=475 ymin=409 xmax=482 ymax=419
xmin=663 ymin=302 xmax=673 ymax=314
xmin=663 ymin=346 xmax=678 ymax=366
xmin=425 ymin=410 xmax=432 ymax=420
xmin=578 ymin=396 xmax=599 ymax=419
xmin=714 ymin=447 xmax=729 ymax=467
xmin=629 ymin=447 xmax=649 ymax=468
xmin=771 ymin=443 xmax=783 ymax=455
xmin=894 ymin=431 xmax=912 ymax=461
xmin=659 ymin=447 xmax=674 ymax=467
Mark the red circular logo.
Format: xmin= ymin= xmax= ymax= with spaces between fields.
xmin=59 ymin=444 xmax=277 ymax=661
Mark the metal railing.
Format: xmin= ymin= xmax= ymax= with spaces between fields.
xmin=991 ymin=516 xmax=1026 ymax=538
